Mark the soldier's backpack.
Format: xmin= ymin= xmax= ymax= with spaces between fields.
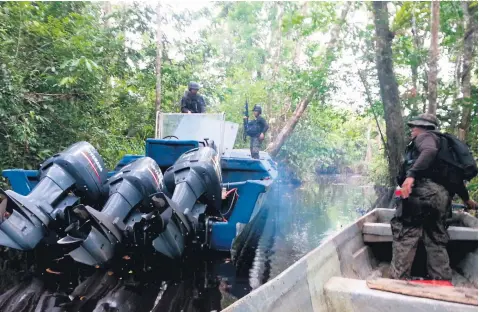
xmin=431 ymin=131 xmax=478 ymax=184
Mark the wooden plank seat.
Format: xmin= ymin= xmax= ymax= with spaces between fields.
xmin=363 ymin=223 xmax=478 ymax=243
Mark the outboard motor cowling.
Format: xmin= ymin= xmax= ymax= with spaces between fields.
xmin=59 ymin=156 xmax=165 ymax=266
xmin=163 ymin=147 xmax=222 ymax=221
xmin=149 ymin=147 xmax=223 ymax=257
xmin=0 ymin=142 xmax=108 ymax=250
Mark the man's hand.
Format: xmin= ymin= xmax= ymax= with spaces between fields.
xmin=243 ymin=116 xmax=248 ymax=119
xmin=401 ymin=177 xmax=415 ymax=199
xmin=259 ymin=133 xmax=265 ymax=140
xmin=187 ymin=111 xmax=192 ymax=114
xmin=465 ymin=199 xmax=478 ymax=210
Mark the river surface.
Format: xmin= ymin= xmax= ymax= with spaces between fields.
xmin=0 ymin=175 xmax=375 ymax=312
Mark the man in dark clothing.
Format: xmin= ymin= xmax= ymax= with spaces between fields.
xmin=244 ymin=105 xmax=269 ymax=159
xmin=180 ymin=81 xmax=206 ymax=114
xmin=391 ymin=113 xmax=476 ymax=281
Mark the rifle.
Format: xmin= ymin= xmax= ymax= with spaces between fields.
xmin=243 ymin=98 xmax=249 ymax=142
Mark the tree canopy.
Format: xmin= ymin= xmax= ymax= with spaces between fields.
xmin=0 ymin=2 xmax=477 ymax=198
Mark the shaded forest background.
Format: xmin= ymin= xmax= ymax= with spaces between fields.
xmin=0 ymin=1 xmax=477 ymax=200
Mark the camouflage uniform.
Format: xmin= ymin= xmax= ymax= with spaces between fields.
xmin=390 ymin=179 xmax=452 ymax=280
xmin=247 ymin=105 xmax=268 ymax=160
xmin=250 ymin=137 xmax=262 ymax=159
xmin=391 ymin=113 xmax=453 ymax=281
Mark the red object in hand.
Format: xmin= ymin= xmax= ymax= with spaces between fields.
xmin=409 ymin=280 xmax=453 ymax=287
xmin=395 ymin=189 xmax=402 ymax=197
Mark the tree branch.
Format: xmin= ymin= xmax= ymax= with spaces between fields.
xmin=265 ymin=2 xmax=351 ymax=157
xmin=357 ymin=69 xmax=389 ymax=163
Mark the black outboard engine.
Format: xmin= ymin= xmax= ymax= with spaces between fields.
xmin=0 ymin=142 xmax=107 ymax=250
xmin=163 ymin=147 xmax=222 ymax=218
xmin=58 ymin=156 xmax=165 ymax=267
xmin=155 ymin=147 xmax=222 ymax=250
xmin=57 ymin=147 xmax=224 ymax=267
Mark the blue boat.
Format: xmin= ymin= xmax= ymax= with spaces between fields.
xmin=0 ymin=113 xmax=278 ymax=266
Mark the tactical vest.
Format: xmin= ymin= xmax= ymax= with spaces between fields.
xmin=246 ymin=120 xmax=261 ymax=137
xmin=182 ymin=94 xmax=204 ymax=113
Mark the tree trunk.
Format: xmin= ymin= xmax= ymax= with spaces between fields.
xmin=266 ymin=2 xmax=351 ymax=157
xmin=266 ymin=88 xmax=317 ymax=157
xmin=155 ymin=2 xmax=162 ymax=114
xmin=459 ymin=1 xmax=478 ymax=138
xmin=427 ymin=1 xmax=440 ymax=115
xmin=372 ymin=1 xmax=405 ymax=187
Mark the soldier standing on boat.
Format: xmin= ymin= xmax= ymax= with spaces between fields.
xmin=391 ymin=113 xmax=477 ymax=281
xmin=180 ymin=81 xmax=206 ymax=114
xmin=244 ymin=105 xmax=269 ymax=159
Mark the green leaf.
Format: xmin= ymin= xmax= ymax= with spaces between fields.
xmin=85 ymin=60 xmax=92 ymax=72
xmin=59 ymin=77 xmax=71 ymax=86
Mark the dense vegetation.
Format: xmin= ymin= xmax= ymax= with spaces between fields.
xmin=0 ymin=2 xmax=477 ymax=199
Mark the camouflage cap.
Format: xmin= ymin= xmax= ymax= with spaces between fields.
xmin=407 ymin=113 xmax=439 ymax=129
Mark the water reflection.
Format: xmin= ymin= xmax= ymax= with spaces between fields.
xmin=0 ymin=175 xmax=374 ymax=311
xmin=285 ymin=175 xmax=375 ymax=256
xmin=246 ymin=175 xmax=375 ymax=288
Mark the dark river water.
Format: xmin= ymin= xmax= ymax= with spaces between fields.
xmin=0 ymin=175 xmax=375 ymax=312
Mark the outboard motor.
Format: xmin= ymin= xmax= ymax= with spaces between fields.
xmin=0 ymin=142 xmax=108 ymax=250
xmin=119 ymin=147 xmax=223 ymax=261
xmin=58 ymin=157 xmax=165 ymax=267
xmin=155 ymin=147 xmax=222 ymax=251
xmin=163 ymin=147 xmax=222 ymax=218
xmin=58 ymin=147 xmax=224 ymax=267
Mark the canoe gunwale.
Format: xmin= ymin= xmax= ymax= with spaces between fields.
xmin=223 ymin=208 xmax=478 ymax=312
